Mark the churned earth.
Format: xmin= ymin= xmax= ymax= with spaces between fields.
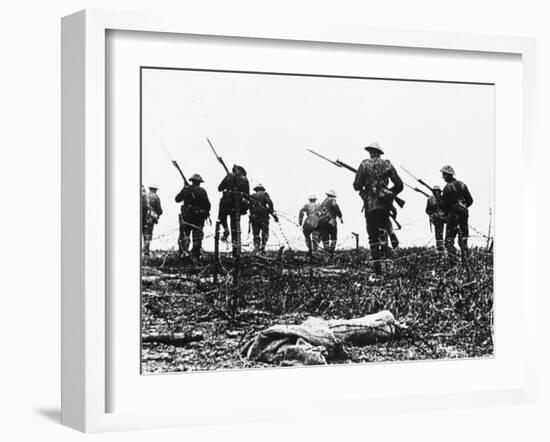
xmin=141 ymin=248 xmax=493 ymax=374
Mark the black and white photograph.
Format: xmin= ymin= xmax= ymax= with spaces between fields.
xmin=140 ymin=67 xmax=494 ymax=374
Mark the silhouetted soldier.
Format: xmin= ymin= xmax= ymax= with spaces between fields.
xmin=317 ymin=190 xmax=343 ymax=254
xmin=142 ymin=184 xmax=163 ymax=256
xmin=353 ymin=142 xmax=403 ymax=275
xmin=249 ymin=184 xmax=277 ymax=253
xmin=175 ymin=174 xmax=211 ymax=260
xmin=440 ymin=165 xmax=473 ymax=265
xmin=299 ymin=195 xmax=321 ymax=255
xmin=218 ymin=165 xmax=250 ymax=252
xmin=425 ymin=185 xmax=446 ymax=251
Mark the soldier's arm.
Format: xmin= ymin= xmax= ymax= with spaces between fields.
xmin=266 ymin=194 xmax=275 ymax=214
xmin=218 ymin=175 xmax=229 ymax=192
xmin=425 ymin=198 xmax=433 ymax=215
xmin=353 ymin=162 xmax=365 ymax=191
xmin=175 ymin=186 xmax=187 ymax=203
xmin=463 ymin=183 xmax=474 ymax=207
xmin=203 ymin=189 xmax=211 ymax=214
xmin=157 ymin=199 xmax=163 ymax=216
xmin=333 ymin=201 xmax=343 ymax=219
xmin=388 ymin=165 xmax=404 ymax=195
xmin=298 ymin=206 xmax=306 ymax=225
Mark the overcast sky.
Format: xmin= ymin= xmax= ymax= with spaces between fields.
xmin=142 ymin=68 xmax=494 ymax=251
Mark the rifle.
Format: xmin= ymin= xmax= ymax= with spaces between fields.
xmin=404 ymin=182 xmax=430 ymax=198
xmin=161 ymin=140 xmax=189 ymax=186
xmin=206 ymin=137 xmax=230 ymax=174
xmin=400 ymin=166 xmax=434 ymax=193
xmin=307 ymin=148 xmax=405 ymax=208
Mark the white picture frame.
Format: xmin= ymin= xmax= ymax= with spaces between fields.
xmin=61 ymin=9 xmax=537 ymax=433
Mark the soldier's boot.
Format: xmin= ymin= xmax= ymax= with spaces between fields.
xmin=305 ymin=236 xmax=312 ymax=254
xmin=143 ymin=240 xmax=150 ymax=256
xmin=329 ymin=239 xmax=337 ymax=254
xmin=191 ymin=246 xmax=201 ymax=261
xmin=181 ymin=237 xmax=191 ymax=258
xmin=221 ymin=229 xmax=230 ymax=242
xmin=253 ymin=237 xmax=261 ymax=253
xmin=390 ymin=233 xmax=399 ymax=250
xmin=370 ymin=246 xmax=383 ymax=275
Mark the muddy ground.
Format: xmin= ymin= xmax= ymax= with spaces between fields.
xmin=141 ymin=247 xmax=493 ymax=373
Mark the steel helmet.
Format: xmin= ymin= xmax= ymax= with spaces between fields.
xmin=253 ymin=183 xmax=265 ymax=191
xmin=326 ymin=189 xmax=337 ymax=198
xmin=308 ymin=194 xmax=317 ymax=201
xmin=189 ymin=174 xmax=204 ymax=183
xmin=432 ymin=185 xmax=441 ymax=192
xmin=365 ymin=142 xmax=384 ymax=155
xmin=148 ymin=184 xmax=159 ymax=190
xmin=440 ymin=165 xmax=455 ymax=176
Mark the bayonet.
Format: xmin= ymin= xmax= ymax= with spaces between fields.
xmin=404 ymin=182 xmax=430 ymax=198
xmin=206 ymin=137 xmax=230 ymax=174
xmin=400 ymin=166 xmax=434 ymax=193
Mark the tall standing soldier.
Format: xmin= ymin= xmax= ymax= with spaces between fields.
xmin=218 ymin=164 xmax=250 ymax=252
xmin=353 ymin=142 xmax=403 ymax=275
xmin=440 ymin=165 xmax=473 ymax=265
xmin=317 ymin=190 xmax=343 ymax=254
xmin=425 ymin=185 xmax=446 ymax=251
xmin=142 ymin=184 xmax=163 ymax=256
xmin=249 ymin=184 xmax=278 ymax=253
xmin=299 ymin=195 xmax=321 ymax=255
xmin=175 ymin=174 xmax=211 ymax=260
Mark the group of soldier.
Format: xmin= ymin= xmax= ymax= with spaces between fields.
xmin=142 ymin=141 xmax=474 ymax=276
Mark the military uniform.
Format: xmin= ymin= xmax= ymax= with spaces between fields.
xmin=317 ymin=192 xmax=342 ymax=253
xmin=142 ymin=187 xmax=163 ymax=256
xmin=299 ymin=199 xmax=320 ymax=253
xmin=440 ymin=168 xmax=473 ymax=263
xmin=175 ymin=175 xmax=211 ymax=259
xmin=353 ymin=143 xmax=403 ymax=274
xmin=249 ymin=185 xmax=275 ymax=252
xmin=218 ymin=166 xmax=250 ymax=250
xmin=425 ymin=189 xmax=446 ymax=251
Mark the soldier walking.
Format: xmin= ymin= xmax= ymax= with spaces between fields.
xmin=175 ymin=174 xmax=211 ymax=260
xmin=317 ymin=190 xmax=343 ymax=254
xmin=353 ymin=142 xmax=403 ymax=275
xmin=440 ymin=165 xmax=473 ymax=265
xmin=249 ymin=184 xmax=278 ymax=253
xmin=142 ymin=184 xmax=163 ymax=256
xmin=298 ymin=195 xmax=321 ymax=255
xmin=217 ymin=164 xmax=250 ymax=252
xmin=425 ymin=185 xmax=446 ymax=251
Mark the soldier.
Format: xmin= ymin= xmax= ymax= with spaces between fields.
xmin=440 ymin=165 xmax=473 ymax=264
xmin=353 ymin=142 xmax=403 ymax=275
xmin=249 ymin=184 xmax=278 ymax=253
xmin=218 ymin=165 xmax=250 ymax=252
xmin=298 ymin=195 xmax=321 ymax=255
xmin=317 ymin=190 xmax=343 ymax=254
xmin=175 ymin=174 xmax=211 ymax=260
xmin=142 ymin=184 xmax=163 ymax=256
xmin=425 ymin=185 xmax=446 ymax=251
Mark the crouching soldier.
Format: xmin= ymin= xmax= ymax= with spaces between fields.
xmin=218 ymin=165 xmax=250 ymax=253
xmin=317 ymin=190 xmax=343 ymax=254
xmin=425 ymin=185 xmax=446 ymax=251
xmin=249 ymin=184 xmax=278 ymax=253
xmin=142 ymin=184 xmax=163 ymax=256
xmin=440 ymin=165 xmax=473 ymax=265
xmin=175 ymin=174 xmax=211 ymax=260
xmin=298 ymin=195 xmax=320 ymax=255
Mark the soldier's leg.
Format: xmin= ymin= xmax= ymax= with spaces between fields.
xmin=251 ymin=221 xmax=261 ymax=251
xmin=329 ymin=224 xmax=337 ymax=253
xmin=312 ymin=229 xmax=319 ymax=251
xmin=318 ymin=223 xmax=330 ymax=251
xmin=458 ymin=216 xmax=469 ymax=264
xmin=445 ymin=217 xmax=459 ymax=262
xmin=434 ymin=221 xmax=445 ymax=251
xmin=303 ymin=225 xmax=312 ymax=252
xmin=191 ymin=221 xmax=205 ymax=259
xmin=366 ymin=212 xmax=383 ymax=274
xmin=218 ymin=204 xmax=230 ymax=240
xmin=143 ymin=224 xmax=153 ymax=256
xmin=181 ymin=223 xmax=192 ymax=256
xmin=261 ymin=220 xmax=269 ymax=251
